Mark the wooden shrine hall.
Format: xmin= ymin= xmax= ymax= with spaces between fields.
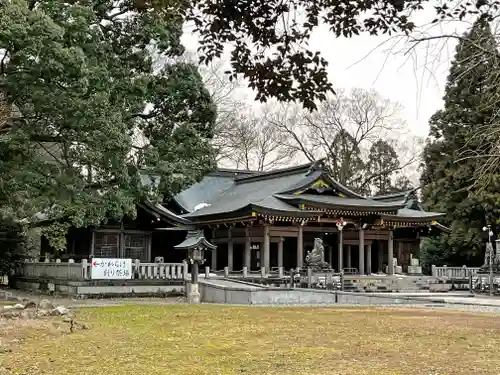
xmin=169 ymin=161 xmax=447 ymax=275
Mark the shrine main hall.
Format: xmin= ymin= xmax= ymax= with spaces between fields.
xmin=166 ymin=161 xmax=446 ymax=275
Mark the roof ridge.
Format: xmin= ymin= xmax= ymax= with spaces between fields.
xmin=234 ymin=161 xmax=316 ymax=184
xmin=371 ymin=187 xmax=419 ymax=200
xmin=215 ymin=167 xmax=260 ymax=174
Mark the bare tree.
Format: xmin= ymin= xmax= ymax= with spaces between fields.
xmin=270 ymin=88 xmax=421 ymax=194
xmin=219 ymin=106 xmax=294 ymax=171
xmin=178 ymin=53 xmax=295 ymax=171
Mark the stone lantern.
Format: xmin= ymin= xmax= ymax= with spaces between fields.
xmin=174 ymin=229 xmax=216 ymax=304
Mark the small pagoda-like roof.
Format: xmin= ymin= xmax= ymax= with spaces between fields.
xmin=174 ymin=230 xmax=217 ymax=250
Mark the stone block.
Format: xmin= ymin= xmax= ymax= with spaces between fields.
xmin=429 ymin=283 xmax=452 ymax=292
xmin=408 ymin=266 xmax=423 ymax=275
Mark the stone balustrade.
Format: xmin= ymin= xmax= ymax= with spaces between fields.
xmin=431 ymin=265 xmax=480 ymax=278
xmin=19 ymin=259 xmax=188 ymax=281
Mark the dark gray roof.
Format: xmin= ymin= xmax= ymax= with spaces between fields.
xmin=183 ymin=163 xmax=318 ymax=218
xmin=174 ymin=230 xmax=217 ymax=250
xmin=139 ymin=200 xmax=192 ymax=225
xmin=177 ymin=161 xmax=445 ymax=222
xmin=371 ymin=191 xmax=411 ymax=202
xmin=381 ymin=208 xmax=445 ymax=221
xmin=173 ymin=169 xmax=258 ymax=212
xmin=276 ymin=194 xmax=405 ymax=211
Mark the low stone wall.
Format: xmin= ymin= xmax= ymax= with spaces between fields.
xmin=12 ymin=277 xmax=184 ymax=298
xmin=199 ymin=281 xmax=435 ymax=306
xmin=343 ymin=275 xmax=435 ymax=292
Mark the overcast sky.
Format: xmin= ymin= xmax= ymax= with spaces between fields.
xmin=181 ymin=5 xmax=479 ymax=139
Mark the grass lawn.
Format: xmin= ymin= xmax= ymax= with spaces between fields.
xmin=2 ymin=305 xmax=500 ymax=375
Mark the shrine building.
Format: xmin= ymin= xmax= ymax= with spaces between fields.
xmin=43 ymin=160 xmax=447 ymax=275
xmin=168 ymin=160 xmax=447 ymax=275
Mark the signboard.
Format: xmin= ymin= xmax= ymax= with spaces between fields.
xmin=91 ymin=258 xmax=133 ymax=280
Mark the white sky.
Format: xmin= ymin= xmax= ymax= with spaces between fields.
xmin=181 ymin=5 xmax=479 ymax=139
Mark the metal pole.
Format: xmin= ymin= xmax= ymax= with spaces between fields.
xmin=489 ymin=226 xmax=493 ymax=296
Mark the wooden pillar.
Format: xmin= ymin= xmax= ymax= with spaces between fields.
xmin=378 ymin=241 xmax=384 ymax=272
xmin=263 ymin=225 xmax=270 ymax=272
xmin=347 ymin=245 xmax=352 ymax=268
xmin=297 ymin=223 xmax=304 ymax=268
xmin=227 ymin=228 xmax=233 ymax=271
xmin=359 ymin=228 xmax=365 ymax=275
xmin=227 ymin=240 xmax=233 ymax=271
xmin=211 ymin=228 xmax=217 ymax=271
xmin=366 ymin=243 xmax=372 ymax=275
xmin=388 ymin=230 xmax=394 ymax=275
xmin=397 ymin=240 xmax=402 ymax=267
xmin=278 ymin=237 xmax=284 ymax=269
xmin=338 ymin=230 xmax=343 ymax=272
xmin=244 ymin=227 xmax=251 ymax=270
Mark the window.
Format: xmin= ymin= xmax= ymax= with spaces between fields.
xmin=92 ymin=231 xmax=150 ymax=261
xmin=124 ymin=234 xmax=148 ymax=262
xmin=93 ymin=233 xmax=119 ymax=258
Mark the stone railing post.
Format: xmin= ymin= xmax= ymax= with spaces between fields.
xmin=327 ymin=273 xmax=333 ymax=290
xmin=443 ymin=265 xmax=448 ymax=278
xmin=82 ymin=259 xmax=89 ymax=279
xmin=260 ymin=267 xmax=266 ymax=279
xmin=182 ymin=260 xmax=188 ymax=280
xmin=224 ymin=266 xmax=229 ymax=278
xmin=278 ymin=267 xmax=284 ymax=278
xmin=462 ymin=265 xmax=467 ymax=278
xmin=67 ymin=259 xmax=74 ymax=280
xmin=205 ymin=266 xmax=210 ymax=279
xmin=307 ymin=267 xmax=313 ymax=288
xmin=242 ymin=266 xmax=248 ymax=278
xmin=289 ymin=268 xmax=294 ymax=289
xmin=431 ymin=265 xmax=437 ymax=277
xmin=134 ymin=259 xmax=141 ymax=279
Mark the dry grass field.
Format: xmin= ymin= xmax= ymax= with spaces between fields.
xmin=2 ymin=305 xmax=500 ymax=375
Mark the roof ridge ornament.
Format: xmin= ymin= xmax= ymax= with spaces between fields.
xmin=306 ymin=159 xmax=327 ymax=175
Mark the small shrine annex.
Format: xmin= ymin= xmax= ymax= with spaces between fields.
xmin=50 ymin=161 xmax=447 ymax=275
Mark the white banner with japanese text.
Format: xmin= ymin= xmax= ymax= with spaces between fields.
xmin=91 ymin=258 xmax=133 ymax=280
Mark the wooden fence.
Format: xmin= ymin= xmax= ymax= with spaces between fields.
xmin=19 ymin=259 xmax=188 ymax=281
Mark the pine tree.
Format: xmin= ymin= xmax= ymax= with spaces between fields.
xmin=421 ymin=16 xmax=500 ymax=267
xmin=366 ymin=139 xmax=400 ymax=195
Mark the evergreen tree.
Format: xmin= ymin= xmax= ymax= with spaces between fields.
xmin=366 ymin=139 xmax=400 ymax=195
xmin=0 ymin=0 xmax=216 ymax=249
xmin=326 ymin=129 xmax=366 ymax=194
xmin=421 ymin=16 xmax=500 ymax=267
